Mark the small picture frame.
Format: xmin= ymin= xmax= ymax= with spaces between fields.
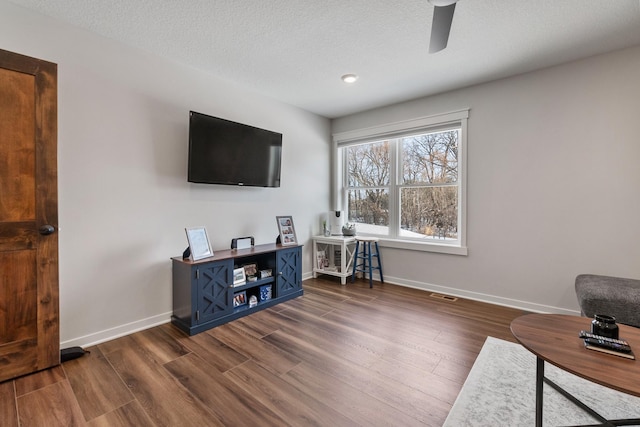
xmin=233 ymin=291 xmax=247 ymax=307
xmin=185 ymin=227 xmax=213 ymax=261
xmin=276 ymin=215 xmax=297 ymax=246
xmin=233 ymin=267 xmax=246 ymax=286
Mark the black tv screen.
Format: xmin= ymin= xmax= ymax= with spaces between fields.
xmin=188 ymin=111 xmax=282 ymax=187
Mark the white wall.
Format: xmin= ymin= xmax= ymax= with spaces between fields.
xmin=0 ymin=1 xmax=331 ymax=347
xmin=333 ymin=45 xmax=640 ymax=314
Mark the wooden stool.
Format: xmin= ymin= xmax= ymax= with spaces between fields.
xmin=351 ymin=237 xmax=383 ymax=288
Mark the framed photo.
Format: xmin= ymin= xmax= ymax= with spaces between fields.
xmin=233 ymin=291 xmax=247 ymax=307
xmin=233 ymin=267 xmax=246 ymax=286
xmin=185 ymin=227 xmax=213 ymax=261
xmin=276 ymin=215 xmax=298 ymax=246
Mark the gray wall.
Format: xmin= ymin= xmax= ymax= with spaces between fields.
xmin=332 ymin=45 xmax=640 ymax=314
xmin=1 ymin=1 xmax=331 ymax=347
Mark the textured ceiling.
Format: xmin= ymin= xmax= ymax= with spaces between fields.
xmin=8 ymin=0 xmax=640 ymax=118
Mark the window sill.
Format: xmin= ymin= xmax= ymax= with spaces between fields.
xmin=377 ymin=238 xmax=468 ymax=256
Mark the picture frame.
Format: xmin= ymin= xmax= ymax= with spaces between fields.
xmin=233 ymin=267 xmax=246 ymax=286
xmin=233 ymin=291 xmax=247 ymax=307
xmin=185 ymin=227 xmax=213 ymax=261
xmin=276 ymin=215 xmax=297 ymax=246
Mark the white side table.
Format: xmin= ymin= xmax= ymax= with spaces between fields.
xmin=312 ymin=235 xmax=357 ymax=285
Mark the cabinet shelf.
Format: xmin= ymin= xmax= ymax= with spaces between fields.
xmin=233 ymin=300 xmax=269 ymax=314
xmin=171 ymin=243 xmax=302 ymax=335
xmin=231 ymin=276 xmax=274 ymax=290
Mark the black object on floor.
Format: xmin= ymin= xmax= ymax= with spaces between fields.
xmin=60 ymin=346 xmax=89 ymax=362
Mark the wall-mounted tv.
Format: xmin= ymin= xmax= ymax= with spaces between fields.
xmin=188 ymin=111 xmax=282 ymax=187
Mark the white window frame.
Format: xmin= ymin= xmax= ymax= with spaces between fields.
xmin=333 ymin=109 xmax=468 ymax=255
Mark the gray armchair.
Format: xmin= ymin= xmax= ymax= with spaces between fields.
xmin=575 ymin=274 xmax=640 ymax=328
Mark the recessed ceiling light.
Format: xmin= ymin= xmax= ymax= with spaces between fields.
xmin=341 ymin=74 xmax=359 ymax=83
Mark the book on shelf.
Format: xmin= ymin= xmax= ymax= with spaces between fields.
xmin=584 ymin=342 xmax=635 ymax=360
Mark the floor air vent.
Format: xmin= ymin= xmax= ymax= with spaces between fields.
xmin=429 ymin=293 xmax=458 ymax=302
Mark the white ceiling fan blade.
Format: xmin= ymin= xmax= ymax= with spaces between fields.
xmin=429 ymin=2 xmax=456 ymax=53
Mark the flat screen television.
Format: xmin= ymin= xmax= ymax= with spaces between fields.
xmin=188 ymin=111 xmax=282 ymax=187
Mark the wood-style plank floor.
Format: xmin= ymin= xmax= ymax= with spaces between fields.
xmin=1 ymin=277 xmax=528 ymax=426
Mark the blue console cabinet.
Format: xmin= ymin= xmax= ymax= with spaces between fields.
xmin=172 ymin=243 xmax=303 ymax=335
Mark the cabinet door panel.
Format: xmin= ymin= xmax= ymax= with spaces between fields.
xmin=196 ymin=261 xmax=232 ymax=323
xmin=276 ymin=247 xmax=301 ymax=297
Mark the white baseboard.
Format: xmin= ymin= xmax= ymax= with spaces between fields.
xmin=379 ymin=275 xmax=580 ymax=315
xmin=304 ymin=271 xmax=579 ymax=316
xmin=60 ymin=311 xmax=172 ymax=349
xmin=63 ymin=274 xmax=577 ymax=349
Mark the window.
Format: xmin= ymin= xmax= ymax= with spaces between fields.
xmin=334 ymin=110 xmax=468 ymax=255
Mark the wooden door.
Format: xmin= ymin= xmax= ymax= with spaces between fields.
xmin=0 ymin=49 xmax=59 ymax=382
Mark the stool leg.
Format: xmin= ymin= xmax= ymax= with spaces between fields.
xmin=351 ymin=241 xmax=360 ymax=283
xmin=362 ymin=243 xmax=367 ymax=279
xmin=367 ymin=242 xmax=373 ymax=288
xmin=363 ymin=242 xmax=369 ymax=283
xmin=375 ymin=241 xmax=383 ymax=283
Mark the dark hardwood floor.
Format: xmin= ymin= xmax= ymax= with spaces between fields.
xmin=1 ymin=277 xmax=528 ymax=426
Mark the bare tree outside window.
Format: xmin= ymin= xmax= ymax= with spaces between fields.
xmin=345 ymin=129 xmax=459 ymax=240
xmin=346 ymin=141 xmax=390 ymax=234
xmin=400 ymin=130 xmax=459 ymax=239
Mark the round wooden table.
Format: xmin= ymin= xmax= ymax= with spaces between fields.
xmin=511 ymin=313 xmax=640 ymax=427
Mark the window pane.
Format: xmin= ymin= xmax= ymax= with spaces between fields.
xmin=401 ymin=130 xmax=458 ymax=184
xmin=400 ymin=186 xmax=457 ymax=240
xmin=346 ymin=141 xmax=390 ymax=186
xmin=347 ymin=188 xmax=389 ymax=235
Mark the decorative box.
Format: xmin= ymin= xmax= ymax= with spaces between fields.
xmin=259 ymin=284 xmax=272 ymax=302
xmin=249 ymin=295 xmax=258 ymax=308
xmin=259 ymin=269 xmax=272 ymax=278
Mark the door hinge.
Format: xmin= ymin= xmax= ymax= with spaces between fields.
xmin=196 ymin=269 xmax=199 ymax=279
xmin=196 ymin=310 xmax=200 ymax=321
